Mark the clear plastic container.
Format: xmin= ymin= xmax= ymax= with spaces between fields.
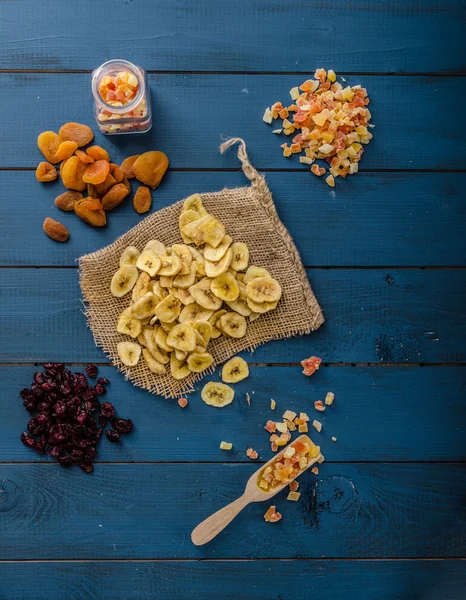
xmin=91 ymin=59 xmax=152 ymax=135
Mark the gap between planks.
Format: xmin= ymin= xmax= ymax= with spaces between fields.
xmin=1 ymin=460 xmax=464 ymax=466
xmin=0 ymin=70 xmax=466 ymax=77
xmin=1 ymin=362 xmax=465 ymax=368
xmin=1 ymin=266 xmax=465 ymax=270
xmin=0 ymin=557 xmax=464 ymax=563
xmin=1 ymin=167 xmax=466 ymax=173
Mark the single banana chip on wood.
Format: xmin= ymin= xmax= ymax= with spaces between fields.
xmin=201 ymin=381 xmax=235 ymax=407
xmin=221 ymin=356 xmax=249 ymax=383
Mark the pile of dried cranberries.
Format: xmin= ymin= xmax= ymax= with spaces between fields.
xmin=19 ymin=363 xmax=133 ymax=473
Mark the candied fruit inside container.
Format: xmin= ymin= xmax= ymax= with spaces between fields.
xmin=91 ymin=59 xmax=152 ymax=135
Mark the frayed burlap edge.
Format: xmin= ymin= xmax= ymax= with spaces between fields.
xmin=79 ymin=138 xmax=324 ymax=398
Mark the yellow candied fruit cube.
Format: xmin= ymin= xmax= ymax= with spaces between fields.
xmin=275 ymin=421 xmax=288 ymax=434
xmin=317 ymin=454 xmax=325 ymax=464
xmin=264 ymin=466 xmax=273 ymax=476
xmin=299 ymin=457 xmax=308 ymax=469
xmin=326 ymin=175 xmax=335 ymax=187
xmin=312 ymin=113 xmax=328 ymax=127
xmin=321 ymin=132 xmax=335 ymax=143
xmin=349 ymin=163 xmax=359 ymax=174
xmin=289 ymin=87 xmax=300 ymax=100
xmin=312 ymin=419 xmax=322 ymax=432
xmin=287 ymin=491 xmax=301 ymax=501
xmin=325 ymin=392 xmax=335 ymax=406
xmin=270 ymin=399 xmax=276 ymax=410
xmin=283 ymin=410 xmax=297 ymax=421
xmin=298 ymin=423 xmax=308 ymax=433
xmin=290 ymin=143 xmax=301 ymax=154
xmin=282 ymin=118 xmax=293 ymax=128
xmin=299 ymin=156 xmax=314 ymax=165
xmin=309 ymin=444 xmax=321 ymax=458
xmin=346 ymin=146 xmax=357 ymax=157
xmin=276 ymin=433 xmax=290 ymax=446
xmin=283 ymin=127 xmax=295 ymax=136
xmin=299 ymin=412 xmax=309 ymax=422
xmin=262 ymin=107 xmax=273 ymax=124
xmin=272 ymin=129 xmax=283 ymax=134
xmin=259 ymin=479 xmax=269 ymax=490
xmin=127 ymin=73 xmax=138 ymax=88
xmin=283 ymin=446 xmax=296 ymax=459
xmin=220 ymin=441 xmax=232 ymax=450
xmin=318 ymin=143 xmax=334 ymax=155
xmin=342 ymin=86 xmax=355 ymax=101
xmin=283 ymin=147 xmax=292 ymax=157
xmin=285 ymin=419 xmax=297 ymax=432
xmin=327 ymin=69 xmax=336 ymax=82
xmin=356 ymin=125 xmax=368 ymax=136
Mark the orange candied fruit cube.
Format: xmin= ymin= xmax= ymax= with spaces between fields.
xmin=289 ymin=480 xmax=299 ymax=492
xmin=246 ymin=448 xmax=259 ymax=460
xmin=264 ymin=420 xmax=277 ymax=433
xmin=178 ymin=397 xmax=188 ymax=408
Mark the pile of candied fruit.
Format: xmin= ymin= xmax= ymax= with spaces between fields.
xmin=19 ymin=364 xmax=133 ymax=473
xmin=257 ymin=436 xmax=320 ymax=492
xmin=97 ymin=70 xmax=148 ymax=132
xmin=263 ymin=68 xmax=373 ymax=187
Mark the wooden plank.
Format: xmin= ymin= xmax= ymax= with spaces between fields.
xmin=0 ymin=463 xmax=463 ymax=558
xmin=0 ymin=560 xmax=464 ymax=600
xmin=4 ymin=365 xmax=465 ymax=463
xmin=1 ymin=268 xmax=464 ymax=364
xmin=2 ymin=73 xmax=466 ymax=169
xmin=0 ymin=0 xmax=464 ymax=73
xmin=2 ymin=171 xmax=466 ymax=267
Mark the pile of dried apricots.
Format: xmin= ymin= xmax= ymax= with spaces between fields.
xmin=36 ymin=122 xmax=169 ymax=242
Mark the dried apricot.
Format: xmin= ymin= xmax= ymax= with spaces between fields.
xmin=101 ymin=183 xmax=130 ymax=210
xmin=61 ymin=155 xmax=87 ymax=191
xmin=43 ymin=217 xmax=69 ymax=242
xmin=54 ymin=190 xmax=83 ymax=211
xmin=86 ymin=145 xmax=110 ymax=161
xmin=109 ymin=163 xmax=124 ymax=183
xmin=74 ymin=197 xmax=107 ymax=227
xmin=55 ymin=141 xmax=78 ymax=162
xmin=133 ymin=185 xmax=152 ymax=214
xmin=59 ymin=122 xmax=94 ymax=148
xmin=95 ymin=173 xmax=116 ymax=197
xmin=121 ymin=155 xmax=140 ymax=178
xmin=87 ymin=183 xmax=99 ymax=198
xmin=122 ymin=175 xmax=131 ymax=193
xmin=76 ymin=149 xmax=94 ymax=164
xmin=132 ymin=151 xmax=169 ymax=189
xmin=37 ymin=131 xmax=62 ymax=164
xmin=82 ymin=159 xmax=110 ymax=185
xmin=36 ymin=162 xmax=58 ymax=182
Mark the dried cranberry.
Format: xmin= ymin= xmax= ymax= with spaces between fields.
xmin=37 ymin=402 xmax=51 ymax=414
xmin=84 ymin=446 xmax=97 ymax=459
xmin=35 ymin=442 xmax=46 ymax=455
xmin=76 ymin=411 xmax=88 ymax=424
xmin=54 ymin=401 xmax=66 ymax=415
xmin=94 ymin=383 xmax=106 ymax=396
xmin=81 ymin=401 xmax=93 ymax=413
xmin=97 ymin=377 xmax=110 ymax=385
xmin=59 ymin=380 xmax=72 ymax=396
xmin=41 ymin=382 xmax=56 ymax=392
xmin=100 ymin=402 xmax=115 ymax=418
xmin=27 ymin=418 xmax=45 ymax=436
xmin=113 ymin=419 xmax=133 ymax=434
xmin=47 ymin=445 xmax=61 ymax=458
xmin=34 ymin=372 xmax=45 ymax=385
xmin=59 ymin=454 xmax=75 ymax=467
xmin=86 ymin=364 xmax=98 ymax=379
xmin=79 ymin=463 xmax=94 ymax=473
xmin=99 ymin=415 xmax=107 ymax=427
xmin=20 ymin=431 xmax=36 ymax=448
xmin=105 ymin=429 xmax=121 ymax=443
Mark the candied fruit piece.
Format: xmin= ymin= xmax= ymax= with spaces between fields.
xmin=314 ymin=401 xmax=325 ymax=412
xmin=298 ymin=423 xmax=308 ymax=433
xmin=289 ymin=480 xmax=299 ymax=492
xmin=121 ymin=155 xmax=140 ymax=179
xmin=55 ymin=141 xmax=78 ymax=162
xmin=101 ymin=182 xmax=130 ymax=210
xmin=219 ymin=441 xmax=232 ymax=450
xmin=301 ymin=356 xmax=322 ymax=376
xmin=132 ymin=151 xmax=169 ymax=189
xmin=287 ymin=491 xmax=301 ymax=501
xmin=275 ymin=421 xmax=288 ymax=434
xmin=177 ymin=397 xmax=188 ymax=408
xmin=82 ymin=159 xmax=110 ymax=185
xmin=246 ymin=448 xmax=258 ymax=460
xmin=60 ymin=155 xmax=87 ymax=191
xmin=270 ymin=399 xmax=276 ymax=410
xmin=54 ymin=190 xmax=82 ymax=211
xmin=59 ymin=122 xmax=94 ymax=147
xmin=37 ymin=131 xmax=62 ymax=164
xmin=264 ymin=506 xmax=277 ymax=522
xmin=269 ymin=511 xmax=282 ymax=523
xmin=264 ymin=420 xmax=276 ymax=433
xmin=312 ymin=420 xmax=322 ymax=432
xmin=325 ymin=392 xmax=335 ymax=406
xmin=36 ymin=161 xmax=57 ymax=182
xmin=86 ymin=145 xmax=109 ymax=161
xmin=75 ymin=149 xmax=94 ymax=164
xmin=133 ymin=185 xmax=152 ymax=214
xmin=74 ymin=197 xmax=107 ymax=227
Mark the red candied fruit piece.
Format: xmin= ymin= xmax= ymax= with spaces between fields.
xmin=301 ymin=356 xmax=322 ymax=376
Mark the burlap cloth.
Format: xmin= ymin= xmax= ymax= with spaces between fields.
xmin=79 ymin=138 xmax=324 ymax=398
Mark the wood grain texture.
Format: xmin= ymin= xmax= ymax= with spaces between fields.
xmin=0 ymin=463 xmax=464 ymax=559
xmin=0 ymin=0 xmax=465 ymax=73
xmin=2 ymin=171 xmax=466 ymax=267
xmin=1 ymin=268 xmax=464 ymax=364
xmin=0 ymin=560 xmax=464 ymax=600
xmin=2 ymin=73 xmax=466 ymax=169
xmin=3 ymin=366 xmax=465 ymax=463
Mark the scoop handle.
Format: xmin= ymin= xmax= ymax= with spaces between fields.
xmin=191 ymin=494 xmax=249 ymax=546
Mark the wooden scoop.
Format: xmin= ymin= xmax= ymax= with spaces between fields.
xmin=191 ymin=435 xmax=322 ymax=546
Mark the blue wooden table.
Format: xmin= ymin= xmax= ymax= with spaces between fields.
xmin=1 ymin=1 xmax=465 ymax=598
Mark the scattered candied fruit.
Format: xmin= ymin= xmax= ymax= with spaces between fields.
xmin=264 ymin=420 xmax=277 ymax=433
xmin=298 ymin=423 xmax=308 ymax=433
xmin=264 ymin=505 xmax=282 ymax=522
xmin=36 ymin=162 xmax=58 ymax=182
xmin=59 ymin=122 xmax=94 ymax=148
xmin=289 ymin=481 xmax=299 ymax=492
xmin=133 ymin=185 xmax=152 ymax=214
xmin=311 ymin=164 xmax=326 ymax=177
xmin=332 ymin=437 xmax=337 ymax=442
xmin=220 ymin=441 xmax=232 ymax=450
xmin=283 ymin=410 xmax=297 ymax=421
xmin=270 ymin=399 xmax=276 ymax=410
xmin=301 ymin=356 xmax=322 ymax=376
xmin=314 ymin=401 xmax=325 ymax=412
xmin=312 ymin=420 xmax=322 ymax=433
xmin=311 ymin=467 xmax=319 ymax=475
xmin=287 ymin=491 xmax=301 ymax=501
xmin=246 ymin=448 xmax=258 ymax=460
xmin=325 ymin=392 xmax=335 ymax=406
xmin=178 ymin=397 xmax=188 ymax=408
